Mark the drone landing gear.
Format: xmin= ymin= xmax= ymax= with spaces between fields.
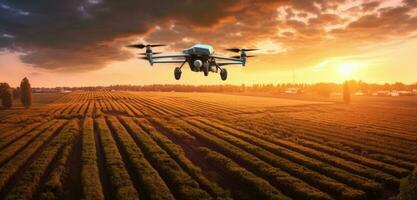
xmin=174 ymin=61 xmax=186 ymax=80
xmin=220 ymin=68 xmax=227 ymax=81
xmin=174 ymin=67 xmax=182 ymax=80
xmin=203 ymin=64 xmax=209 ymax=76
xmin=213 ymin=61 xmax=227 ymax=81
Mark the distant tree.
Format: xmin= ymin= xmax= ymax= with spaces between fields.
xmin=383 ymin=83 xmax=390 ymax=90
xmin=0 ymin=83 xmax=13 ymax=108
xmin=343 ymin=81 xmax=351 ymax=104
xmin=20 ymin=77 xmax=32 ymax=108
xmin=393 ymin=82 xmax=406 ymax=91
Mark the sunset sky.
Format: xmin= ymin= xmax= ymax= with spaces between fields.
xmin=1 ymin=0 xmax=417 ymax=87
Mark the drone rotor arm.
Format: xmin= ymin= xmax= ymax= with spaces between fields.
xmin=151 ymin=54 xmax=190 ymax=59
xmin=210 ymin=55 xmax=242 ymax=62
xmin=152 ymin=60 xmax=187 ymax=63
xmin=216 ymin=61 xmax=244 ymax=66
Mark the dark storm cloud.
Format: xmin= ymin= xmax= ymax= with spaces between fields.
xmin=0 ymin=0 xmax=288 ymax=71
xmin=340 ymin=1 xmax=417 ymax=40
xmin=361 ymin=1 xmax=380 ymax=11
xmin=291 ymin=0 xmax=347 ymax=14
xmin=145 ymin=0 xmax=290 ymax=51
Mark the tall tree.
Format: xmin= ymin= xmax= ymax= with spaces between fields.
xmin=0 ymin=83 xmax=13 ymax=108
xmin=343 ymin=81 xmax=351 ymax=104
xmin=20 ymin=77 xmax=32 ymax=108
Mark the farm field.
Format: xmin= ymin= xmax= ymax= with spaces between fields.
xmin=0 ymin=91 xmax=416 ymax=200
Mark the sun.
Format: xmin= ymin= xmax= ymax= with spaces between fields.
xmin=338 ymin=62 xmax=361 ymax=76
xmin=339 ymin=63 xmax=354 ymax=75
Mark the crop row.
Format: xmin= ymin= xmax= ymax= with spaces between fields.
xmin=160 ymin=97 xmax=240 ymax=115
xmin=280 ymin=118 xmax=417 ymax=161
xmin=35 ymin=120 xmax=80 ymax=200
xmin=159 ymin=118 xmax=336 ymax=200
xmin=185 ymin=118 xmax=373 ymax=199
xmin=0 ymin=122 xmax=43 ymax=151
xmin=132 ymin=117 xmax=229 ymax=199
xmin=0 ymin=126 xmax=26 ymax=141
xmin=0 ymin=120 xmax=58 ymax=168
xmin=134 ymin=97 xmax=193 ymax=116
xmin=104 ymin=116 xmax=175 ymax=200
xmin=193 ymin=117 xmax=402 ymax=186
xmin=299 ymin=107 xmax=417 ymax=141
xmin=81 ymin=117 xmax=104 ymax=200
xmin=217 ymin=116 xmax=409 ymax=177
xmin=149 ymin=117 xmax=288 ymax=199
xmin=95 ymin=117 xmax=139 ymax=200
xmin=291 ymin=116 xmax=417 ymax=154
xmin=0 ymin=120 xmax=66 ymax=192
xmin=3 ymin=119 xmax=78 ymax=200
xmin=274 ymin=119 xmax=417 ymax=168
xmin=198 ymin=147 xmax=290 ymax=200
xmin=303 ymin=114 xmax=417 ymax=145
xmin=221 ymin=114 xmax=417 ymax=170
xmin=114 ymin=116 xmax=212 ymax=199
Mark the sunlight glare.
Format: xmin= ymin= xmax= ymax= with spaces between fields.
xmin=338 ymin=62 xmax=361 ymax=76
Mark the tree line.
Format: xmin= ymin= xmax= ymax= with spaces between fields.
xmin=71 ymin=80 xmax=416 ymax=94
xmin=3 ymin=79 xmax=415 ymax=109
xmin=0 ymin=77 xmax=32 ymax=109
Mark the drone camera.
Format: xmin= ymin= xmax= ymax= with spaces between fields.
xmin=193 ymin=59 xmax=203 ymax=68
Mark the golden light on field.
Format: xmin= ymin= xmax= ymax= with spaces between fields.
xmin=1 ymin=91 xmax=416 ymax=200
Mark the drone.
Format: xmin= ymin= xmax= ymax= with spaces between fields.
xmin=127 ymin=43 xmax=258 ymax=80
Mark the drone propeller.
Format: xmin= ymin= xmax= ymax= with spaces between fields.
xmin=138 ymin=56 xmax=150 ymax=60
xmin=232 ymin=55 xmax=255 ymax=59
xmin=127 ymin=44 xmax=166 ymax=49
xmin=225 ymin=48 xmax=259 ymax=53
xmin=138 ymin=52 xmax=162 ymax=55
